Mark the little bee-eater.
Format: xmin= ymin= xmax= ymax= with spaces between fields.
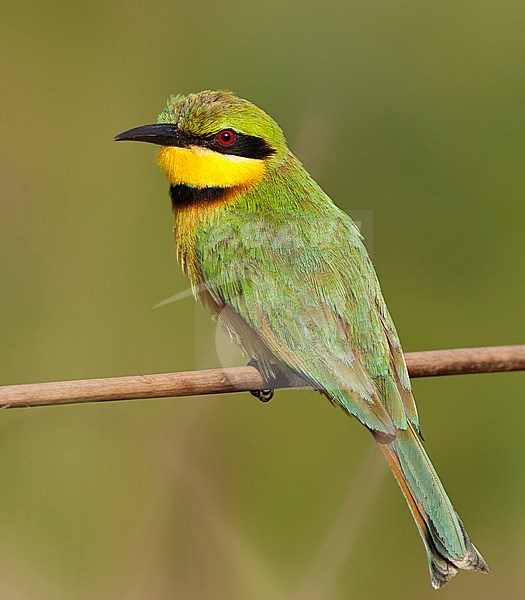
xmin=116 ymin=90 xmax=489 ymax=588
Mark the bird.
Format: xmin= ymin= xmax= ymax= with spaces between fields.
xmin=115 ymin=90 xmax=490 ymax=588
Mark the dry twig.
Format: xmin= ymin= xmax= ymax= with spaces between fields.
xmin=0 ymin=345 xmax=523 ymax=410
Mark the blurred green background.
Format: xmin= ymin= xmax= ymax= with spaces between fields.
xmin=1 ymin=1 xmax=524 ymax=598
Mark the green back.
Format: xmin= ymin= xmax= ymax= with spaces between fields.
xmin=195 ymin=149 xmax=419 ymax=436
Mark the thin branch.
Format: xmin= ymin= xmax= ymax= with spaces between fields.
xmin=0 ymin=345 xmax=523 ymax=410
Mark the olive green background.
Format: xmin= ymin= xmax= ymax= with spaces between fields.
xmin=1 ymin=1 xmax=524 ymax=598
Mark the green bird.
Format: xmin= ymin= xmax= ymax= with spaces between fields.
xmin=115 ymin=90 xmax=490 ymax=588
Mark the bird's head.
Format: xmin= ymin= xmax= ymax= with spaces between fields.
xmin=115 ymin=90 xmax=287 ymax=191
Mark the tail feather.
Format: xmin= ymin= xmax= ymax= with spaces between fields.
xmin=374 ymin=425 xmax=490 ymax=589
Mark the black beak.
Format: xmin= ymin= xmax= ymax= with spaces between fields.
xmin=114 ymin=123 xmax=187 ymax=147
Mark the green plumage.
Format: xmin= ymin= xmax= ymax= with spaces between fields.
xmin=117 ymin=90 xmax=490 ymax=588
xmin=196 ymin=153 xmax=413 ymax=434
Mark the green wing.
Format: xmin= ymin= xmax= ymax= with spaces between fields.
xmin=198 ymin=200 xmax=418 ymax=436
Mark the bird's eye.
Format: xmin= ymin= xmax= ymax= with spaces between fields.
xmin=216 ymin=129 xmax=236 ymax=146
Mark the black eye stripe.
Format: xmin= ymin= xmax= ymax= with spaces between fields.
xmin=185 ymin=131 xmax=275 ymax=160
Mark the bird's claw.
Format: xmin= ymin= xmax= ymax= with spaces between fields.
xmin=248 ymin=359 xmax=275 ymax=402
xmin=250 ymin=388 xmax=274 ymax=403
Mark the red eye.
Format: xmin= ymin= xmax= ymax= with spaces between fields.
xmin=216 ymin=129 xmax=236 ymax=146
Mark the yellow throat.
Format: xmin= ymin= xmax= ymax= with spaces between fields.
xmin=157 ymin=145 xmax=266 ymax=188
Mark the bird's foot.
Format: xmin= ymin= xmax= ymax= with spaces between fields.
xmin=248 ymin=358 xmax=276 ymax=403
xmin=249 ymin=388 xmax=275 ymax=402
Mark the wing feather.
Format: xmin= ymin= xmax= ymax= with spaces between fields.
xmin=197 ymin=201 xmax=415 ymax=436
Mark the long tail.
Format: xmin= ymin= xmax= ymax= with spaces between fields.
xmin=374 ymin=424 xmax=490 ymax=589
